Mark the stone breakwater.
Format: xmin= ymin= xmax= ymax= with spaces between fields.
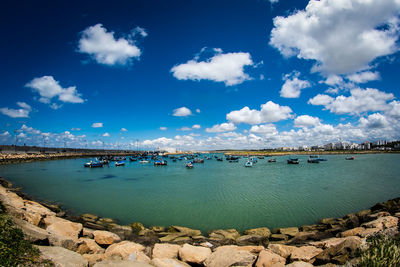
xmin=0 ymin=178 xmax=399 ymax=266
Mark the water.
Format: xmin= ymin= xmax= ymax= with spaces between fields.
xmin=0 ymin=154 xmax=399 ymax=233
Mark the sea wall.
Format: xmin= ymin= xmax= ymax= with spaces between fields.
xmin=1 ymin=176 xmax=399 ymax=266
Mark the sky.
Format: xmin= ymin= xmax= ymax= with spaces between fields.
xmin=1 ymin=0 xmax=400 ymax=151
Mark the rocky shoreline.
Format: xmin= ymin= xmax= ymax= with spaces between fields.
xmin=0 ymin=176 xmax=399 ymax=266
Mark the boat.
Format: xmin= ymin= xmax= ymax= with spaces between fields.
xmin=307 ymin=157 xmax=320 ymax=163
xmin=268 ymin=158 xmax=276 ymax=162
xmin=345 ymin=156 xmax=355 ymax=160
xmin=115 ymin=161 xmax=125 ymax=166
xmin=244 ymin=160 xmax=253 ymax=167
xmin=129 ymin=157 xmax=137 ymax=162
xmin=287 ymin=157 xmax=299 ymax=164
xmin=193 ymin=158 xmax=204 ymax=163
xmin=154 ymin=160 xmax=167 ymax=166
xmin=216 ymin=158 xmax=223 ymax=161
xmin=90 ymin=162 xmax=103 ymax=168
xmin=139 ymin=160 xmax=150 ymax=163
xmin=309 ymin=155 xmax=319 ymax=158
xmin=84 ymin=161 xmax=92 ymax=167
xmin=229 ymin=159 xmax=239 ymax=163
xmin=186 ymin=162 xmax=194 ymax=169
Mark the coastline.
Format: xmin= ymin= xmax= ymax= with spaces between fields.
xmin=0 ymin=175 xmax=399 ymax=266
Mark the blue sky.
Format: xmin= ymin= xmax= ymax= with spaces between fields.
xmin=1 ymin=0 xmax=400 ymax=150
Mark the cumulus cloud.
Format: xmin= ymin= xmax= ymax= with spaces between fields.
xmin=102 ymin=132 xmax=110 ymax=137
xmin=249 ymin=124 xmax=278 ymax=134
xmin=196 ymin=109 xmax=201 ymax=113
xmin=294 ymin=115 xmax=321 ymax=128
xmin=26 ymin=76 xmax=84 ymax=107
xmin=205 ymin=122 xmax=237 ymax=133
xmin=179 ymin=127 xmax=192 ymax=131
xmin=192 ymin=124 xmax=201 ymax=129
xmin=226 ymin=101 xmax=293 ymax=125
xmin=71 ymin=128 xmax=81 ymax=131
xmin=0 ymin=102 xmax=31 ymax=118
xmin=171 ymin=49 xmax=254 ymax=86
xmin=91 ymin=122 xmax=103 ymax=128
xmin=270 ymin=0 xmax=400 ymax=75
xmin=308 ymin=88 xmax=395 ymax=115
xmin=159 ymin=127 xmax=167 ymax=131
xmin=280 ymin=71 xmax=310 ymax=98
xmin=78 ymin=24 xmax=144 ymax=65
xmin=173 ymin=107 xmax=192 ymax=117
xmin=359 ymin=113 xmax=389 ymax=129
xmin=347 ymin=71 xmax=380 ymax=84
xmin=121 ymin=128 xmax=128 ymax=132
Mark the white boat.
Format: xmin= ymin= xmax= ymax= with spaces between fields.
xmin=139 ymin=160 xmax=150 ymax=164
xmin=244 ymin=160 xmax=253 ymax=167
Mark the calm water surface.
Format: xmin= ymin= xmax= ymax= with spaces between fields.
xmin=1 ymin=154 xmax=399 ymax=232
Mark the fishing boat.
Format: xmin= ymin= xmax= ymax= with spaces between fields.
xmin=90 ymin=162 xmax=103 ymax=168
xmin=216 ymin=158 xmax=223 ymax=161
xmin=268 ymin=158 xmax=276 ymax=162
xmin=115 ymin=161 xmax=125 ymax=166
xmin=287 ymin=157 xmax=299 ymax=164
xmin=345 ymin=156 xmax=355 ymax=160
xmin=307 ymin=157 xmax=320 ymax=163
xmin=186 ymin=162 xmax=194 ymax=169
xmin=154 ymin=160 xmax=167 ymax=166
xmin=129 ymin=157 xmax=137 ymax=162
xmin=84 ymin=161 xmax=92 ymax=167
xmin=193 ymin=158 xmax=204 ymax=163
xmin=139 ymin=160 xmax=150 ymax=164
xmin=258 ymin=156 xmax=264 ymax=159
xmin=244 ymin=160 xmax=253 ymax=167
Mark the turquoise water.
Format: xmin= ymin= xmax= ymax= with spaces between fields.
xmin=0 ymin=154 xmax=399 ymax=233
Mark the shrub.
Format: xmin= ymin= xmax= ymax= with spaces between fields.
xmin=358 ymin=234 xmax=400 ymax=266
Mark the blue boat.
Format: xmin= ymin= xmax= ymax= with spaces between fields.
xmin=90 ymin=162 xmax=103 ymax=168
xmin=186 ymin=162 xmax=194 ymax=168
xmin=287 ymin=157 xmax=299 ymax=164
xmin=244 ymin=160 xmax=253 ymax=167
xmin=115 ymin=161 xmax=126 ymax=166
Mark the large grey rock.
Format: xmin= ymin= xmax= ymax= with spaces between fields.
xmin=11 ymin=217 xmax=50 ymax=244
xmin=204 ymin=245 xmax=257 ymax=267
xmin=36 ymin=245 xmax=88 ymax=267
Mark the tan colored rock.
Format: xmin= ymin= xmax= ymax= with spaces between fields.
xmin=93 ymin=230 xmax=121 ymax=245
xmin=359 ymin=228 xmax=381 ymax=237
xmin=126 ymin=251 xmax=151 ymax=263
xmin=83 ymin=227 xmax=95 ymax=238
xmin=81 ymin=213 xmax=99 ymax=223
xmin=255 ymin=249 xmax=286 ymax=267
xmin=173 ymin=236 xmax=192 ymax=243
xmin=105 ymin=240 xmax=145 ymax=260
xmin=159 ymin=233 xmax=184 ymax=242
xmin=236 ymin=245 xmax=265 ymax=254
xmin=37 ymin=245 xmax=88 ymax=267
xmin=361 ymin=216 xmax=398 ymax=230
xmin=11 ymin=217 xmax=50 ymax=243
xmin=286 ymin=261 xmax=314 ymax=267
xmin=368 ymin=211 xmax=390 ymax=219
xmin=151 ymin=258 xmax=191 ymax=267
xmin=236 ymin=234 xmax=267 ymax=245
xmin=268 ymin=244 xmax=296 ymax=258
xmin=94 ymin=259 xmax=153 ymax=267
xmin=77 ymin=238 xmax=105 ymax=254
xmin=83 ymin=253 xmax=105 ymax=266
xmin=152 ymin=243 xmax=180 ymax=259
xmin=340 ymin=227 xmax=364 ymax=237
xmin=309 ymin=236 xmax=357 ymax=249
xmin=150 ymin=226 xmax=166 ymax=232
xmin=244 ymin=227 xmax=271 ymax=237
xmin=270 ymin=234 xmax=289 ymax=241
xmin=46 ymin=217 xmax=83 ymax=239
xmin=278 ymin=227 xmax=299 ymax=237
xmin=179 ymin=244 xmax=211 ymax=264
xmin=48 ymin=233 xmax=81 ymax=251
xmin=205 ymin=246 xmax=257 ymax=267
xmin=290 ymin=246 xmax=323 ymax=262
xmin=209 ymin=229 xmax=240 ymax=241
xmin=168 ymin=225 xmax=202 ymax=236
xmin=23 ymin=211 xmax=42 ymax=226
xmin=24 ymin=200 xmax=55 ymax=216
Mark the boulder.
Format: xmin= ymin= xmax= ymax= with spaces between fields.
xmin=45 ymin=216 xmax=83 ymax=239
xmin=83 ymin=253 xmax=105 ymax=266
xmin=209 ymin=229 xmax=240 ymax=241
xmin=83 ymin=227 xmax=95 ymax=238
xmin=81 ymin=213 xmax=99 ymax=223
xmin=159 ymin=233 xmax=185 ymax=242
xmin=235 ymin=245 xmax=265 ymax=254
xmin=318 ymin=218 xmax=337 ymax=225
xmin=204 ymin=246 xmax=257 ymax=267
xmin=150 ymin=226 xmax=166 ymax=232
xmin=138 ymin=229 xmax=155 ymax=237
xmin=152 ymin=243 xmax=180 ymax=259
xmin=168 ymin=225 xmax=201 ymax=237
xmin=24 ymin=200 xmax=55 ymax=217
xmin=290 ymin=246 xmax=323 ymax=262
xmin=287 ymin=231 xmax=318 ymax=244
xmin=110 ymin=224 xmax=133 ymax=240
xmin=269 ymin=234 xmax=289 ymax=242
xmin=11 ymin=217 xmax=50 ymax=244
xmin=77 ymin=238 xmax=105 ymax=254
xmin=37 ymin=245 xmax=88 ymax=267
xmin=236 ymin=234 xmax=267 ymax=246
xmin=104 ymin=240 xmax=145 ymax=260
xmin=268 ymin=244 xmax=296 ymax=258
xmin=150 ymin=258 xmax=191 ymax=267
xmin=23 ymin=211 xmax=42 ymax=226
xmin=314 ymin=236 xmax=362 ymax=265
xmin=94 ymin=259 xmax=153 ymax=267
xmin=286 ymin=261 xmax=314 ymax=267
xmin=93 ymin=230 xmax=121 ymax=245
xmin=173 ymin=236 xmax=192 ymax=244
xmin=301 ymin=224 xmax=327 ymax=232
xmin=361 ymin=216 xmax=398 ymax=230
xmin=244 ymin=227 xmax=271 ymax=237
xmin=343 ymin=213 xmax=360 ymax=228
xmin=48 ymin=233 xmax=81 ymax=251
xmin=179 ymin=244 xmax=211 ymax=264
xmin=356 ymin=209 xmax=371 ymax=223
xmin=255 ymin=249 xmax=286 ymax=267
xmin=130 ymin=222 xmax=146 ymax=233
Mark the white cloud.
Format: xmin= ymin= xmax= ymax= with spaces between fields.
xmin=179 ymin=127 xmax=192 ymax=131
xmin=324 ymin=75 xmax=343 ymax=86
xmin=71 ymin=128 xmax=81 ymax=131
xmin=121 ymin=128 xmax=128 ymax=132
xmin=171 ymin=49 xmax=254 ymax=86
xmin=206 ymin=122 xmax=237 ymax=133
xmin=270 ymin=0 xmax=400 ymax=75
xmin=26 ymin=76 xmax=84 ymax=106
xmin=269 ymin=0 xmax=279 ymax=3
xmin=1 ymin=131 xmax=10 ymax=137
xmin=386 ymin=101 xmax=400 ymax=119
xmin=226 ymin=101 xmax=293 ymax=124
xmin=294 ymin=115 xmax=321 ymax=128
xmin=78 ymin=24 xmax=143 ymax=66
xmin=347 ymin=71 xmax=380 ymax=84
xmin=173 ymin=107 xmax=192 ymax=117
xmin=196 ymin=109 xmax=201 ymax=113
xmin=102 ymin=132 xmax=110 ymax=137
xmin=359 ymin=113 xmax=389 ymax=129
xmin=131 ymin=26 xmax=148 ymax=38
xmin=20 ymin=124 xmax=41 ymax=135
xmin=92 ymin=122 xmax=103 ymax=128
xmin=308 ymin=88 xmax=395 ymax=115
xmin=159 ymin=127 xmax=167 ymax=131
xmin=0 ymin=102 xmax=31 ymax=118
xmin=249 ymin=124 xmax=278 ymax=135
xmin=192 ymin=124 xmax=201 ymax=129
xmin=280 ymin=71 xmax=311 ymax=98
xmin=17 ymin=133 xmax=27 ymax=138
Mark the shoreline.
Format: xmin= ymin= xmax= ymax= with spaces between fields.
xmin=1 ymin=175 xmax=399 ymax=266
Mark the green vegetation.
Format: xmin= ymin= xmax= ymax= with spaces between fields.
xmin=0 ymin=200 xmax=51 ymax=266
xmin=359 ymin=234 xmax=400 ymax=267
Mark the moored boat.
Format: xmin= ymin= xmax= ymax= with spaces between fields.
xmin=287 ymin=157 xmax=299 ymax=164
xmin=307 ymin=157 xmax=320 ymax=163
xmin=186 ymin=162 xmax=194 ymax=168
xmin=244 ymin=160 xmax=253 ymax=167
xmin=139 ymin=160 xmax=150 ymax=164
xmin=154 ymin=160 xmax=167 ymax=166
xmin=115 ymin=161 xmax=126 ymax=166
xmin=90 ymin=162 xmax=103 ymax=168
xmin=268 ymin=158 xmax=276 ymax=162
xmin=345 ymin=156 xmax=355 ymax=160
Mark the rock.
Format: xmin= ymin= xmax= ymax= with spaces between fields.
xmin=23 ymin=211 xmax=42 ymax=226
xmin=309 ymin=236 xmax=356 ymax=249
xmin=236 ymin=245 xmax=265 ymax=254
xmin=368 ymin=211 xmax=391 ymax=220
xmin=93 ymin=230 xmax=121 ymax=245
xmin=290 ymin=246 xmax=323 ymax=262
xmin=361 ymin=216 xmax=398 ymax=230
xmin=24 ymin=200 xmax=55 ymax=217
xmin=314 ymin=236 xmax=362 ymax=265
xmin=204 ymin=246 xmax=257 ymax=267
xmin=159 ymin=233 xmax=185 ymax=242
xmin=138 ymin=229 xmax=155 ymax=237
xmin=209 ymin=229 xmax=240 ymax=241
xmin=77 ymin=238 xmax=105 ymax=254
xmin=37 ymin=245 xmax=88 ymax=267
xmin=340 ymin=227 xmax=364 ymax=237
xmin=48 ymin=233 xmax=81 ymax=251
xmin=168 ymin=225 xmax=202 ymax=237
xmin=104 ymin=240 xmax=145 ymax=260
xmin=287 ymin=231 xmax=318 ymax=244
xmin=130 ymin=222 xmax=146 ymax=233
xmin=83 ymin=253 xmax=105 ymax=266
xmin=173 ymin=236 xmax=192 ymax=243
xmin=318 ymin=218 xmax=337 ymax=225
xmin=200 ymin=242 xmax=214 ymax=248
xmin=151 ymin=258 xmax=191 ymax=267
xmin=126 ymin=251 xmax=151 ymax=264
xmin=81 ymin=213 xmax=99 ymax=223
xmin=274 ymin=227 xmax=299 ymax=237
xmin=236 ymin=234 xmax=267 ymax=246
xmin=300 ymin=224 xmax=327 ymax=232
xmin=45 ymin=216 xmax=83 ymax=239
xmin=83 ymin=227 xmax=95 ymax=238
xmin=11 ymin=217 xmax=50 ymax=244
xmin=356 ymin=209 xmax=371 ymax=223
xmin=286 ymin=261 xmax=314 ymax=267
xmin=150 ymin=226 xmax=166 ymax=232
xmin=268 ymin=244 xmax=296 ymax=258
xmin=94 ymin=259 xmax=153 ymax=267
xmin=244 ymin=227 xmax=271 ymax=237
xmin=255 ymin=249 xmax=286 ymax=267
xmin=152 ymin=243 xmax=180 ymax=259
xmin=110 ymin=224 xmax=134 ymax=240
xmin=179 ymin=243 xmax=211 ymax=264
xmin=270 ymin=234 xmax=289 ymax=242
xmin=343 ymin=213 xmax=360 ymax=229
xmin=85 ymin=221 xmax=108 ymax=230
